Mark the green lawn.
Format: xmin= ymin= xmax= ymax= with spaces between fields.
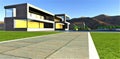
xmin=91 ymin=32 xmax=120 ymax=59
xmin=0 ymin=31 xmax=60 ymax=42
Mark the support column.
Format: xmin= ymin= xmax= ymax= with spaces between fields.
xmin=67 ymin=23 xmax=69 ymax=30
xmin=53 ymin=22 xmax=55 ymax=31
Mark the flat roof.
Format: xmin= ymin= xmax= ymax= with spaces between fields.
xmin=4 ymin=3 xmax=71 ymax=18
xmin=55 ymin=14 xmax=71 ymax=19
xmin=4 ymin=3 xmax=54 ymax=16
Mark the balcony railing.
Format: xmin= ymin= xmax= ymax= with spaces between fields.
xmin=28 ymin=16 xmax=54 ymax=23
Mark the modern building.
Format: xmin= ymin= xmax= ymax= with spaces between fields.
xmin=4 ymin=3 xmax=70 ymax=31
xmin=55 ymin=14 xmax=70 ymax=30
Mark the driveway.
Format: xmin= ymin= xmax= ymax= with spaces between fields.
xmin=0 ymin=32 xmax=89 ymax=59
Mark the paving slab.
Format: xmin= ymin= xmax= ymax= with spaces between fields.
xmin=0 ymin=41 xmax=33 ymax=48
xmin=46 ymin=32 xmax=89 ymax=59
xmin=0 ymin=32 xmax=89 ymax=59
xmin=0 ymin=45 xmax=16 ymax=53
xmin=0 ymin=54 xmax=29 ymax=59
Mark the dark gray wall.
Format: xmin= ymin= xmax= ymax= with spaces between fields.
xmin=5 ymin=3 xmax=27 ymax=19
xmin=4 ymin=18 xmax=14 ymax=31
xmin=16 ymin=4 xmax=27 ymax=19
xmin=4 ymin=4 xmax=28 ymax=31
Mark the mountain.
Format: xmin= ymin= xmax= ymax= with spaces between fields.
xmin=93 ymin=14 xmax=120 ymax=25
xmin=68 ymin=14 xmax=120 ymax=30
xmin=0 ymin=21 xmax=4 ymax=30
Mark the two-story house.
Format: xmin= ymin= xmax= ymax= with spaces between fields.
xmin=4 ymin=3 xmax=70 ymax=31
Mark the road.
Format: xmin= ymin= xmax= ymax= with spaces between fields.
xmin=0 ymin=32 xmax=89 ymax=59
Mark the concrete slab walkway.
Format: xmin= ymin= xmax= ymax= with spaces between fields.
xmin=0 ymin=32 xmax=89 ymax=59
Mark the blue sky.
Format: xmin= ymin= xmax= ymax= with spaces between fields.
xmin=0 ymin=0 xmax=120 ymax=21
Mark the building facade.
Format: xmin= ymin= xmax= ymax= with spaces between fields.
xmin=4 ymin=3 xmax=70 ymax=31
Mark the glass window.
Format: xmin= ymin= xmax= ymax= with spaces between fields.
xmin=66 ymin=17 xmax=70 ymax=20
xmin=5 ymin=8 xmax=16 ymax=17
xmin=57 ymin=16 xmax=64 ymax=21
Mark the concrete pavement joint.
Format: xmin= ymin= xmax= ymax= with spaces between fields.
xmin=0 ymin=34 xmax=65 ymax=54
xmin=0 ymin=53 xmax=31 ymax=59
xmin=0 ymin=32 xmax=89 ymax=59
xmin=0 ymin=40 xmax=48 ymax=54
xmin=0 ymin=39 xmax=51 ymax=54
xmin=45 ymin=35 xmax=80 ymax=59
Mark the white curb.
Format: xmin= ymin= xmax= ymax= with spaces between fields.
xmin=88 ymin=32 xmax=100 ymax=59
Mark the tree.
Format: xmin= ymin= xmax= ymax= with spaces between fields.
xmin=73 ymin=25 xmax=79 ymax=31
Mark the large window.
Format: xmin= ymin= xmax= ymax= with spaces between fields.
xmin=56 ymin=16 xmax=64 ymax=21
xmin=5 ymin=8 xmax=16 ymax=17
xmin=66 ymin=16 xmax=70 ymax=20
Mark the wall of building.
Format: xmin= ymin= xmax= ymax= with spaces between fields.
xmin=28 ymin=21 xmax=39 ymax=28
xmin=5 ymin=4 xmax=28 ymax=19
xmin=55 ymin=23 xmax=63 ymax=29
xmin=14 ymin=19 xmax=27 ymax=28
xmin=4 ymin=18 xmax=14 ymax=31
xmin=14 ymin=19 xmax=44 ymax=29
xmin=15 ymin=4 xmax=27 ymax=19
xmin=39 ymin=22 xmax=44 ymax=28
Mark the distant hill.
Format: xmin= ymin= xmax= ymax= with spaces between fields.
xmin=93 ymin=14 xmax=120 ymax=26
xmin=67 ymin=14 xmax=120 ymax=30
xmin=0 ymin=21 xmax=4 ymax=30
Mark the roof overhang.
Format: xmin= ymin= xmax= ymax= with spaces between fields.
xmin=4 ymin=3 xmax=55 ymax=16
xmin=27 ymin=3 xmax=54 ymax=16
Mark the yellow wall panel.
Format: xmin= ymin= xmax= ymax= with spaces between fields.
xmin=15 ymin=20 xmax=45 ymax=28
xmin=15 ymin=20 xmax=27 ymax=28
xmin=56 ymin=23 xmax=63 ymax=29
xmin=28 ymin=21 xmax=39 ymax=28
xmin=39 ymin=22 xmax=44 ymax=28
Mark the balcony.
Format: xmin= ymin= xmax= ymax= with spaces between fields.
xmin=5 ymin=8 xmax=16 ymax=18
xmin=28 ymin=13 xmax=54 ymax=23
